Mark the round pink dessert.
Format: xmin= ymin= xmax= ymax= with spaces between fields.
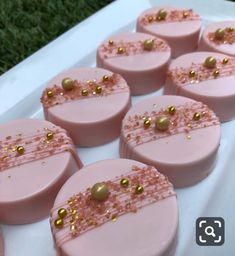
xmin=120 ymin=95 xmax=221 ymax=187
xmin=41 ymin=67 xmax=131 ymax=147
xmin=0 ymin=229 xmax=3 ymax=256
xmin=96 ymin=32 xmax=171 ymax=95
xmin=199 ymin=21 xmax=235 ymax=56
xmin=0 ymin=119 xmax=82 ymax=224
xmin=50 ymin=159 xmax=178 ymax=256
xmin=165 ymin=51 xmax=235 ymax=122
xmin=136 ymin=6 xmax=201 ymax=58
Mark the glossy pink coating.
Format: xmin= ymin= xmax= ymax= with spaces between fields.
xmin=199 ymin=21 xmax=235 ymax=56
xmin=165 ymin=51 xmax=235 ymax=122
xmin=120 ymin=95 xmax=221 ymax=187
xmin=51 ymin=159 xmax=178 ymax=256
xmin=43 ymin=67 xmax=131 ymax=147
xmin=0 ymin=119 xmax=82 ymax=224
xmin=136 ymin=6 xmax=201 ymax=58
xmin=97 ymin=32 xmax=171 ymax=95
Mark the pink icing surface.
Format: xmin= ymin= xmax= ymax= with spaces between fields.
xmin=0 ymin=119 xmax=82 ymax=224
xmin=43 ymin=67 xmax=131 ymax=147
xmin=199 ymin=21 xmax=235 ymax=56
xmin=97 ymin=32 xmax=171 ymax=95
xmin=51 ymin=159 xmax=178 ymax=256
xmin=165 ymin=51 xmax=235 ymax=121
xmin=120 ymin=96 xmax=221 ymax=188
xmin=136 ymin=6 xmax=201 ymax=57
xmin=0 ymin=229 xmax=3 ymax=256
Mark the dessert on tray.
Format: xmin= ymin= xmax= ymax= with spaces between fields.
xmin=0 ymin=119 xmax=82 ymax=224
xmin=97 ymin=32 xmax=171 ymax=95
xmin=120 ymin=95 xmax=221 ymax=187
xmin=41 ymin=67 xmax=131 ymax=146
xmin=165 ymin=51 xmax=235 ymax=122
xmin=136 ymin=6 xmax=201 ymax=57
xmin=199 ymin=20 xmax=235 ymax=56
xmin=50 ymin=159 xmax=178 ymax=256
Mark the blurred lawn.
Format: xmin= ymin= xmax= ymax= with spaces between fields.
xmin=0 ymin=0 xmax=113 ymax=75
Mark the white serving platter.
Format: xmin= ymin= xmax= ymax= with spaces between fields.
xmin=1 ymin=0 xmax=235 ymax=255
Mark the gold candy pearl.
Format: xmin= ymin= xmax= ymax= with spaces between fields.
xmin=70 ymin=224 xmax=77 ymax=233
xmin=54 ymin=218 xmax=64 ymax=229
xmin=120 ymin=178 xmax=129 ymax=188
xmin=228 ymin=27 xmax=234 ymax=32
xmin=46 ymin=132 xmax=54 ymax=140
xmin=135 ymin=185 xmax=144 ymax=194
xmin=168 ymin=106 xmax=176 ymax=115
xmin=213 ymin=69 xmax=220 ymax=78
xmin=143 ymin=39 xmax=154 ymax=51
xmin=183 ymin=11 xmax=189 ymax=18
xmin=16 ymin=146 xmax=24 ymax=155
xmin=108 ymin=39 xmax=114 ymax=46
xmin=222 ymin=58 xmax=228 ymax=64
xmin=95 ymin=86 xmax=102 ymax=94
xmin=144 ymin=118 xmax=151 ymax=128
xmin=155 ymin=116 xmax=170 ymax=131
xmin=148 ymin=15 xmax=153 ymax=22
xmin=91 ymin=182 xmax=109 ymax=202
xmin=157 ymin=9 xmax=167 ymax=20
xmin=103 ymin=75 xmax=109 ymax=82
xmin=204 ymin=56 xmax=217 ymax=69
xmin=117 ymin=47 xmax=125 ymax=54
xmin=189 ymin=70 xmax=196 ymax=78
xmin=215 ymin=28 xmax=225 ymax=40
xmin=81 ymin=89 xmax=88 ymax=96
xmin=58 ymin=208 xmax=67 ymax=219
xmin=193 ymin=112 xmax=201 ymax=121
xmin=47 ymin=90 xmax=53 ymax=98
xmin=61 ymin=77 xmax=74 ymax=91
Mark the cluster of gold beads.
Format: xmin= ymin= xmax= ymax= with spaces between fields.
xmin=156 ymin=9 xmax=167 ymax=21
xmin=120 ymin=178 xmax=144 ymax=194
xmin=214 ymin=27 xmax=234 ymax=40
xmin=54 ymin=208 xmax=68 ymax=229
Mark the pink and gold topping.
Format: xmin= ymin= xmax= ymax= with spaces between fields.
xmin=139 ymin=9 xmax=200 ymax=26
xmin=167 ymin=57 xmax=235 ymax=86
xmin=99 ymin=38 xmax=170 ymax=59
xmin=41 ymin=73 xmax=128 ymax=109
xmin=0 ymin=126 xmax=77 ymax=172
xmin=50 ymin=165 xmax=175 ymax=247
xmin=208 ymin=27 xmax=235 ymax=45
xmin=123 ymin=102 xmax=219 ymax=147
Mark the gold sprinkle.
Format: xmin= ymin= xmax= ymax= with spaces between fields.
xmin=16 ymin=146 xmax=24 ymax=155
xmin=213 ymin=69 xmax=220 ymax=78
xmin=214 ymin=28 xmax=225 ymax=40
xmin=108 ymin=39 xmax=114 ymax=46
xmin=222 ymin=58 xmax=228 ymax=64
xmin=135 ymin=185 xmax=144 ymax=194
xmin=46 ymin=132 xmax=54 ymax=140
xmin=187 ymin=123 xmax=192 ymax=128
xmin=120 ymin=178 xmax=129 ymax=188
xmin=183 ymin=11 xmax=189 ymax=18
xmin=143 ymin=39 xmax=154 ymax=51
xmin=70 ymin=224 xmax=77 ymax=232
xmin=204 ymin=56 xmax=217 ymax=69
xmin=228 ymin=27 xmax=234 ymax=32
xmin=60 ymin=92 xmax=64 ymax=96
xmin=168 ymin=105 xmax=176 ymax=115
xmin=95 ymin=86 xmax=102 ymax=94
xmin=58 ymin=208 xmax=67 ymax=219
xmin=86 ymin=80 xmax=91 ymax=84
xmin=103 ymin=75 xmax=109 ymax=82
xmin=187 ymin=135 xmax=192 ymax=140
xmin=117 ymin=47 xmax=125 ymax=54
xmin=54 ymin=218 xmax=63 ymax=229
xmin=148 ymin=16 xmax=153 ymax=22
xmin=143 ymin=118 xmax=151 ymax=128
xmin=193 ymin=112 xmax=201 ymax=121
xmin=81 ymin=89 xmax=88 ymax=96
xmin=156 ymin=9 xmax=167 ymax=21
xmin=47 ymin=90 xmax=53 ymax=98
xmin=189 ymin=70 xmax=196 ymax=77
xmin=111 ymin=214 xmax=117 ymax=222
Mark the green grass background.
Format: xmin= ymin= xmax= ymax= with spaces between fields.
xmin=0 ymin=0 xmax=113 ymax=75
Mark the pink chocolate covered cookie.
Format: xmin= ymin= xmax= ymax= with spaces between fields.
xmin=0 ymin=229 xmax=3 ymax=256
xmin=136 ymin=7 xmax=201 ymax=58
xmin=0 ymin=119 xmax=82 ymax=224
xmin=165 ymin=52 xmax=235 ymax=122
xmin=50 ymin=159 xmax=178 ymax=256
xmin=41 ymin=67 xmax=131 ymax=146
xmin=97 ymin=32 xmax=171 ymax=95
xmin=199 ymin=21 xmax=235 ymax=56
xmin=120 ymin=95 xmax=221 ymax=187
